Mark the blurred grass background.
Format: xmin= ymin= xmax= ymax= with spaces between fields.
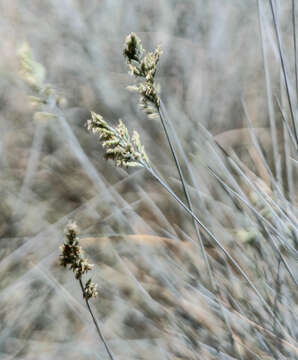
xmin=0 ymin=1 xmax=297 ymax=359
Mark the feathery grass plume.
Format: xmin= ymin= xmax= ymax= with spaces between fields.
xmin=124 ymin=32 xmax=162 ymax=119
xmin=60 ymin=222 xmax=97 ymax=298
xmin=87 ymin=111 xmax=150 ymax=167
xmin=18 ymin=42 xmax=46 ymax=91
xmin=18 ymin=43 xmax=67 ymax=120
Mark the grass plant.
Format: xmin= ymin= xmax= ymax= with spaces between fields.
xmin=12 ymin=2 xmax=298 ymax=359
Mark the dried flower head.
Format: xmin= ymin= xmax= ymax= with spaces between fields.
xmin=60 ymin=222 xmax=94 ymax=280
xmin=18 ymin=44 xmax=67 ymax=120
xmin=123 ymin=33 xmax=162 ymax=118
xmin=87 ymin=111 xmax=150 ymax=168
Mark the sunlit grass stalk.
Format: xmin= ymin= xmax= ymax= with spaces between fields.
xmin=123 ymin=32 xmax=215 ymax=290
xmin=123 ymin=33 xmax=237 ymax=348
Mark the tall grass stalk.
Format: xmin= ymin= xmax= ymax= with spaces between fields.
xmin=123 ymin=33 xmax=215 ymax=289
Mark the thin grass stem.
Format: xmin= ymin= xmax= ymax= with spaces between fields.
xmin=79 ymin=279 xmax=115 ymax=360
xmin=158 ymin=103 xmax=215 ymax=289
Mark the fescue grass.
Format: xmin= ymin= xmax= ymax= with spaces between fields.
xmin=1 ymin=1 xmax=297 ymax=359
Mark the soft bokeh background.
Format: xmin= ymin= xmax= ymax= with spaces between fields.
xmin=1 ymin=1 xmax=297 ymax=359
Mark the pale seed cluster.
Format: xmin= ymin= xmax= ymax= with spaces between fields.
xmin=123 ymin=33 xmax=162 ymax=119
xmin=87 ymin=111 xmax=150 ymax=168
xmin=18 ymin=42 xmax=46 ymax=92
xmin=18 ymin=43 xmax=67 ymax=122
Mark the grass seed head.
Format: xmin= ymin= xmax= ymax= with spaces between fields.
xmin=87 ymin=112 xmax=150 ymax=168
